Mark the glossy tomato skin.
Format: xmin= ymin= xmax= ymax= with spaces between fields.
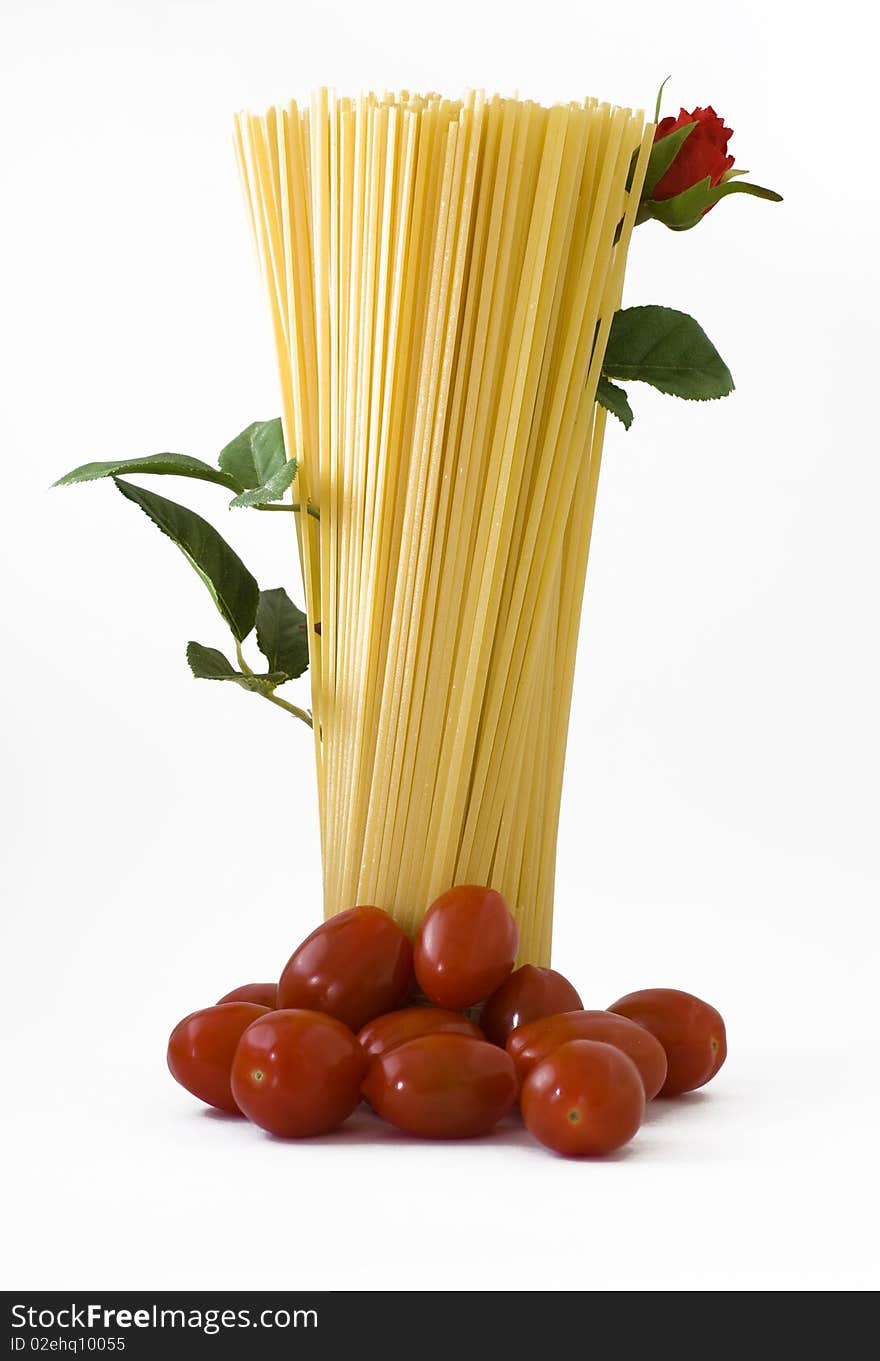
xmin=167 ymin=1002 xmax=270 ymax=1113
xmin=357 ymin=1007 xmax=484 ymax=1062
xmin=480 ymin=965 xmax=582 ymax=1047
xmin=363 ymin=1033 xmax=517 ymax=1138
xmin=521 ymin=1040 xmax=645 ymax=1157
xmin=277 ymin=906 xmax=413 ymax=1031
xmin=506 ymin=1009 xmax=668 ymax=1099
xmin=608 ymin=988 xmax=727 ymax=1095
xmin=413 ymin=885 xmax=518 ymax=1009
xmin=217 ymin=983 xmax=278 ymax=1009
xmin=231 ymin=1009 xmax=367 ymax=1137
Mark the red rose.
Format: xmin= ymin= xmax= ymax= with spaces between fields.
xmin=652 ymin=107 xmax=734 ymax=209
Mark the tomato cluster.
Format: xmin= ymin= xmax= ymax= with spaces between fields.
xmin=168 ymin=887 xmax=727 ymax=1157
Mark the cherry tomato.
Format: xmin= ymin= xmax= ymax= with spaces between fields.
xmin=167 ymin=1002 xmax=270 ymax=1113
xmin=358 ymin=1007 xmax=484 ymax=1061
xmin=608 ymin=988 xmax=727 ymax=1095
xmin=217 ymin=982 xmax=278 ymax=1009
xmin=506 ymin=1009 xmax=668 ymax=1099
xmin=413 ymin=885 xmax=518 ymax=1009
xmin=278 ymin=906 xmax=413 ymax=1031
xmin=480 ymin=965 xmax=582 ymax=1046
xmin=231 ymin=1009 xmax=367 ymax=1137
xmin=521 ymin=1040 xmax=645 ymax=1157
xmin=363 ymin=1033 xmax=518 ymax=1138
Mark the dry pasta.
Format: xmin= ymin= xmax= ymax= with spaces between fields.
xmin=235 ymin=90 xmax=653 ymax=964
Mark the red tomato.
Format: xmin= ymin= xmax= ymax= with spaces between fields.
xmin=521 ymin=1040 xmax=645 ymax=1157
xmin=278 ymin=906 xmax=413 ymax=1031
xmin=413 ymin=885 xmax=518 ymax=1009
xmin=480 ymin=965 xmax=582 ymax=1046
xmin=363 ymin=1033 xmax=518 ymax=1138
xmin=506 ymin=1009 xmax=668 ymax=1099
xmin=217 ymin=983 xmax=278 ymax=1009
xmin=358 ymin=1007 xmax=484 ymax=1061
xmin=231 ymin=1009 xmax=367 ymax=1137
xmin=608 ymin=988 xmax=727 ymax=1095
xmin=167 ymin=1002 xmax=270 ymax=1113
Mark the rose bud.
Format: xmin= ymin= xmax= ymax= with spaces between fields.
xmin=637 ymin=103 xmax=781 ymax=231
xmin=652 ymin=106 xmax=734 ymax=209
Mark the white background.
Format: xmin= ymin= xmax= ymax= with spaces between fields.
xmin=2 ymin=0 xmax=878 ymax=1293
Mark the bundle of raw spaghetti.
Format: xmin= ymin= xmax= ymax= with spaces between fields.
xmin=235 ymin=90 xmax=653 ymax=964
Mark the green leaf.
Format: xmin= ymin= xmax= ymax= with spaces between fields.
xmin=641 ymin=121 xmax=697 ymax=199
xmin=653 ymin=75 xmax=672 ymax=124
xmin=639 ymin=175 xmax=714 ymax=229
xmin=596 ymin=378 xmax=634 ymax=430
xmin=255 ymin=587 xmax=310 ymax=678
xmin=713 ymin=179 xmax=783 ymax=205
xmin=113 ymin=479 xmax=259 ymax=641
xmin=640 ymin=173 xmax=783 ymax=230
xmin=186 ymin=642 xmax=287 ymax=696
xmin=54 ymin=452 xmax=242 ymax=493
xmin=218 ymin=418 xmax=287 ymax=489
xmin=229 ymin=458 xmax=298 ymax=509
xmin=603 ymin=306 xmax=734 ymax=401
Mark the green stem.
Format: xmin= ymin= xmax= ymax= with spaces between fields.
xmin=235 ymin=640 xmax=254 ymax=675
xmin=263 ymin=693 xmax=314 ymax=726
xmin=235 ymin=640 xmax=313 ymax=728
xmin=254 ymin=502 xmax=321 ymax=521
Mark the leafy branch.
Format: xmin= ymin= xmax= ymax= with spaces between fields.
xmin=54 ymin=425 xmax=313 ymax=728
